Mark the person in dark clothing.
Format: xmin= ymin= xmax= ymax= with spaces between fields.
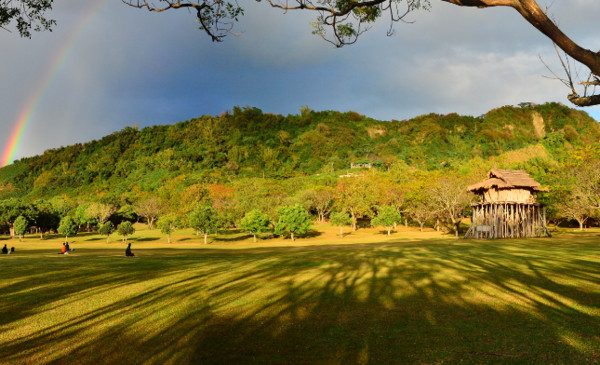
xmin=10 ymin=247 xmax=15 ymax=253
xmin=65 ymin=242 xmax=71 ymax=252
xmin=125 ymin=243 xmax=135 ymax=257
xmin=1 ymin=244 xmax=8 ymax=254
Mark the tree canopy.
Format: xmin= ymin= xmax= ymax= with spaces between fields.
xmin=13 ymin=215 xmax=28 ymax=241
xmin=188 ymin=204 xmax=219 ymax=244
xmin=117 ymin=221 xmax=135 ymax=243
xmin=239 ymin=209 xmax=271 ymax=242
xmin=58 ymin=216 xmax=78 ymax=243
xmin=274 ymin=204 xmax=312 ymax=241
xmin=0 ymin=0 xmax=55 ymax=37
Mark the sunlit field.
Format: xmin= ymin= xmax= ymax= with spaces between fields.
xmin=1 ymin=224 xmax=599 ymax=364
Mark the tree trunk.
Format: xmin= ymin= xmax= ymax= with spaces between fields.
xmin=419 ymin=222 xmax=424 ymax=232
xmin=18 ymin=234 xmax=22 ymax=242
xmin=167 ymin=234 xmax=171 ymax=244
xmin=340 ymin=226 xmax=343 ymax=238
xmin=204 ymin=233 xmax=208 ymax=244
xmin=578 ymin=219 xmax=584 ymax=231
xmin=253 ymin=234 xmax=257 ymax=243
xmin=387 ymin=227 xmax=391 ymax=236
xmin=454 ymin=221 xmax=460 ymax=238
xmin=106 ymin=235 xmax=110 ymax=243
xmin=351 ymin=211 xmax=357 ymax=231
xmin=291 ymin=232 xmax=295 ymax=241
xmin=66 ymin=235 xmax=69 ymax=244
xmin=9 ymin=225 xmax=14 ymax=238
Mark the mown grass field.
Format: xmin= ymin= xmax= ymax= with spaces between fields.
xmin=0 ymin=224 xmax=599 ymax=364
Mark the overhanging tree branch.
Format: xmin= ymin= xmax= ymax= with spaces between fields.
xmin=440 ymin=0 xmax=600 ymax=106
xmin=122 ymin=0 xmax=243 ymax=41
xmin=5 ymin=0 xmax=600 ymax=106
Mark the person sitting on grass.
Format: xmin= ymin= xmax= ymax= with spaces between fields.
xmin=59 ymin=243 xmax=68 ymax=255
xmin=2 ymin=244 xmax=7 ymax=254
xmin=10 ymin=247 xmax=14 ymax=254
xmin=125 ymin=243 xmax=135 ymax=257
xmin=65 ymin=242 xmax=73 ymax=252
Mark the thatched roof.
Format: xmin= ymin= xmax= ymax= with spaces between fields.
xmin=468 ymin=169 xmax=544 ymax=192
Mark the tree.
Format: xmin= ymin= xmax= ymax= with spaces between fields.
xmin=555 ymin=194 xmax=590 ymax=231
xmin=335 ymin=177 xmax=376 ymax=231
xmin=239 ymin=209 xmax=271 ymax=242
xmin=158 ymin=213 xmax=178 ymax=243
xmin=86 ymin=203 xmax=116 ymax=225
xmin=274 ymin=204 xmax=312 ymax=241
xmin=34 ymin=200 xmax=61 ymax=239
xmin=299 ymin=186 xmax=335 ymax=222
xmin=405 ymin=172 xmax=438 ymax=232
xmin=407 ymin=198 xmax=436 ymax=232
xmin=58 ymin=216 xmax=78 ymax=243
xmin=117 ymin=221 xmax=135 ymax=244
xmin=0 ymin=0 xmax=55 ymax=37
xmin=188 ymin=204 xmax=218 ymax=244
xmin=553 ymin=153 xmax=600 ymax=230
xmin=98 ymin=221 xmax=115 ymax=243
xmin=0 ymin=199 xmax=38 ymax=238
xmin=135 ymin=197 xmax=161 ymax=229
xmin=329 ymin=210 xmax=352 ymax=238
xmin=13 ymin=215 xmax=28 ymax=241
xmin=429 ymin=172 xmax=473 ymax=237
xmin=74 ymin=203 xmax=96 ymax=232
xmin=122 ymin=0 xmax=600 ymax=107
xmin=372 ymin=205 xmax=401 ymax=236
xmin=116 ymin=204 xmax=137 ymax=222
xmin=373 ymin=175 xmax=408 ymax=227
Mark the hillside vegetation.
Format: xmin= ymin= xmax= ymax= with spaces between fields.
xmin=0 ymin=102 xmax=599 ymax=236
xmin=1 ymin=102 xmax=597 ymax=199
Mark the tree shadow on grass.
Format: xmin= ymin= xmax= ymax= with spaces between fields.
xmin=136 ymin=237 xmax=160 ymax=242
xmin=302 ymin=230 xmax=323 ymax=238
xmin=213 ymin=234 xmax=251 ymax=242
xmin=0 ymin=239 xmax=599 ymax=364
xmin=85 ymin=237 xmax=104 ymax=242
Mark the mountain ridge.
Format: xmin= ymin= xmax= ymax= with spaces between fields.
xmin=0 ymin=102 xmax=597 ymax=202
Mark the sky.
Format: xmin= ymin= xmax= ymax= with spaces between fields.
xmin=1 ymin=1 xmax=599 ymax=165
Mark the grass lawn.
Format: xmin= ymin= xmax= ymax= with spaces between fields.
xmin=0 ymin=225 xmax=599 ymax=364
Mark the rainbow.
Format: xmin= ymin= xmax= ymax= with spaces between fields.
xmin=2 ymin=1 xmax=109 ymax=167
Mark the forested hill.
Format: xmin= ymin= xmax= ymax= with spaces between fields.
xmin=0 ymin=102 xmax=598 ymax=203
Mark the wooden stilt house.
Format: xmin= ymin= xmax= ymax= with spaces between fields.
xmin=464 ymin=169 xmax=551 ymax=239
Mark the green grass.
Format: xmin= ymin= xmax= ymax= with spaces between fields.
xmin=0 ymin=226 xmax=599 ymax=364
